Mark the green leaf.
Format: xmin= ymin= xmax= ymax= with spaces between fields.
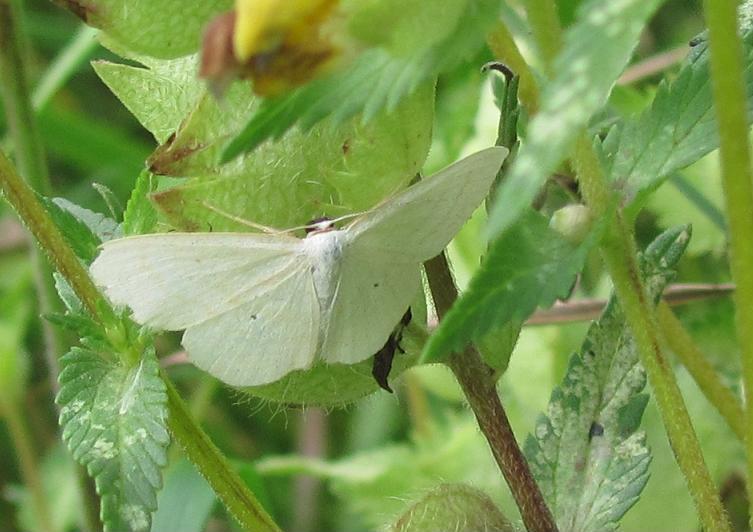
xmin=389 ymin=484 xmax=513 ymax=532
xmin=40 ymin=195 xmax=101 ymax=262
xmin=523 ymin=226 xmax=691 ymax=532
xmin=487 ymin=0 xmax=664 ymax=237
xmin=422 ymin=209 xmax=598 ymax=364
xmin=57 ymin=347 xmax=169 ymax=532
xmin=93 ymin=55 xmax=203 ymax=144
xmin=78 ymin=0 xmax=230 ymax=58
xmin=148 ymin=80 xmax=434 ymax=233
xmin=122 ymin=170 xmax=159 ymax=237
xmin=606 ymin=27 xmax=753 ymax=219
xmin=221 ymin=0 xmax=499 ymax=160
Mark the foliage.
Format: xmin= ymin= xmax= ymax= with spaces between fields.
xmin=1 ymin=1 xmax=750 ymax=532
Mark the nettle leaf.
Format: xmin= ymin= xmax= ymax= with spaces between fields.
xmin=71 ymin=0 xmax=230 ymax=59
xmin=222 ymin=0 xmax=499 ymax=159
xmin=487 ymin=0 xmax=664 ymax=237
xmin=422 ymin=209 xmax=599 ymax=364
xmin=57 ymin=347 xmax=169 ymax=532
xmin=93 ymin=55 xmax=203 ymax=144
xmin=40 ymin=195 xmax=116 ymax=263
xmin=122 ymin=170 xmax=159 ymax=237
xmin=389 ymin=484 xmax=513 ymax=532
xmin=606 ymin=26 xmax=753 ymax=218
xmin=524 ymin=226 xmax=691 ymax=532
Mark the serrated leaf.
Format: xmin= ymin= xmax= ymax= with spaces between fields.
xmin=422 ymin=209 xmax=599 ymax=364
xmin=57 ymin=347 xmax=169 ymax=532
xmin=487 ymin=0 xmax=664 ymax=237
xmin=222 ymin=0 xmax=499 ymax=160
xmin=389 ymin=484 xmax=513 ymax=532
xmin=523 ymin=226 xmax=691 ymax=532
xmin=53 ymin=198 xmax=121 ymax=243
xmin=40 ymin=195 xmax=101 ymax=262
xmin=77 ymin=0 xmax=230 ymax=59
xmin=93 ymin=55 xmax=203 ymax=143
xmin=606 ymin=26 xmax=753 ymax=218
xmin=122 ymin=170 xmax=159 ymax=237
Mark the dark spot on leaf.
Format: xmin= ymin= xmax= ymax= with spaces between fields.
xmin=589 ymin=422 xmax=604 ymax=439
xmin=250 ymin=314 xmax=257 ymax=320
xmin=342 ymin=139 xmax=350 ymax=155
xmin=373 ymin=282 xmax=379 ymax=288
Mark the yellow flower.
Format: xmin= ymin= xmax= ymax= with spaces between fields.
xmin=231 ymin=0 xmax=343 ymax=95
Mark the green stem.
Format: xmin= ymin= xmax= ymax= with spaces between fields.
xmin=424 ymin=253 xmax=558 ymax=532
xmin=486 ymin=21 xmax=540 ymax=113
xmin=0 ymin=396 xmax=54 ymax=532
xmin=572 ymin=135 xmax=731 ymax=532
xmin=0 ymin=148 xmax=104 ymax=319
xmin=701 ymin=1 xmax=753 ymax=523
xmin=32 ymin=25 xmax=99 ymax=111
xmin=0 ymin=6 xmax=102 ymax=529
xmin=0 ymin=147 xmax=281 ymax=532
xmin=522 ymin=0 xmax=562 ymax=75
xmin=657 ymin=302 xmax=745 ymax=441
xmin=164 ymin=376 xmax=281 ymax=532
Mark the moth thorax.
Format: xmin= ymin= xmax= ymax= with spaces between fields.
xmin=303 ymin=230 xmax=344 ymax=321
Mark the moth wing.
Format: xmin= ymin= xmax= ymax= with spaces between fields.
xmin=89 ymin=232 xmax=304 ymax=330
xmin=182 ymin=260 xmax=320 ymax=385
xmin=347 ymin=146 xmax=507 ymax=261
xmin=320 ymin=253 xmax=421 ymax=365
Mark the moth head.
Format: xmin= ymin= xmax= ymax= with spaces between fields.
xmin=304 ymin=217 xmax=336 ymax=235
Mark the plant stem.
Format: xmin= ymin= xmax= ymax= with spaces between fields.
xmin=486 ymin=22 xmax=540 ymax=113
xmin=701 ymin=0 xmax=753 ymax=524
xmin=424 ymin=253 xmax=558 ymax=532
xmin=0 ymin=5 xmax=102 ymax=529
xmin=657 ymin=302 xmax=745 ymax=441
xmin=522 ymin=0 xmax=562 ymax=75
xmin=32 ymin=24 xmax=99 ymax=111
xmin=164 ymin=376 xmax=282 ymax=532
xmin=0 ymin=396 xmax=53 ymax=532
xmin=572 ymin=134 xmax=732 ymax=532
xmin=0 ymin=148 xmax=104 ymax=319
xmin=0 ymin=145 xmax=281 ymax=532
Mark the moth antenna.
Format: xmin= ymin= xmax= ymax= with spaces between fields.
xmin=201 ymin=201 xmax=285 ymax=234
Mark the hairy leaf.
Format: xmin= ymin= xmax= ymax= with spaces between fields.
xmin=606 ymin=26 xmax=753 ymax=218
xmin=148 ymin=80 xmax=434 ymax=234
xmin=73 ymin=0 xmax=230 ymax=59
xmin=93 ymin=55 xmax=203 ymax=144
xmin=422 ymin=209 xmax=598 ymax=364
xmin=221 ymin=0 xmax=499 ymax=159
xmin=40 ymin=196 xmax=107 ymax=263
xmin=524 ymin=226 xmax=691 ymax=532
xmin=57 ymin=347 xmax=169 ymax=532
xmin=389 ymin=484 xmax=513 ymax=532
xmin=122 ymin=170 xmax=159 ymax=237
xmin=487 ymin=0 xmax=664 ymax=237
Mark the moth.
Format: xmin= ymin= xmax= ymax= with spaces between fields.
xmin=90 ymin=147 xmax=507 ymax=386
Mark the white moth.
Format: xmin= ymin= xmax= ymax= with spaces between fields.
xmin=90 ymin=147 xmax=507 ymax=386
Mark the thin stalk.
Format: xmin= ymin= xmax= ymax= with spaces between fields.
xmin=424 ymin=253 xmax=558 ymax=532
xmin=0 ymin=5 xmax=101 ymax=529
xmin=486 ymin=22 xmax=540 ymax=113
xmin=0 ymin=147 xmax=282 ymax=532
xmin=701 ymin=0 xmax=753 ymax=523
xmin=0 ymin=149 xmax=104 ymax=319
xmin=657 ymin=302 xmax=745 ymax=441
xmin=164 ymin=376 xmax=282 ymax=532
xmin=0 ymin=396 xmax=53 ymax=532
xmin=32 ymin=25 xmax=99 ymax=111
xmin=573 ymin=135 xmax=731 ymax=532
xmin=522 ymin=0 xmax=562 ymax=75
